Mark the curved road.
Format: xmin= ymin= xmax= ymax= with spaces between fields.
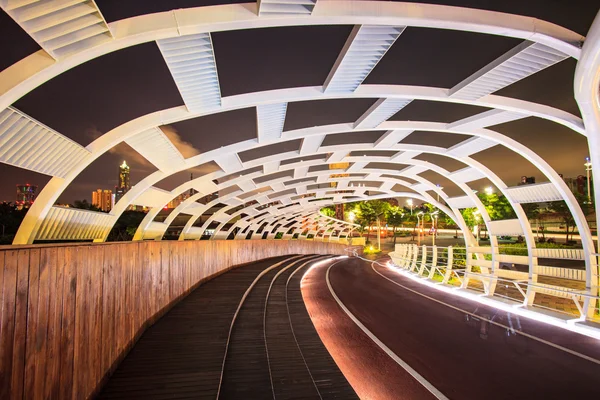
xmin=302 ymin=257 xmax=600 ymax=399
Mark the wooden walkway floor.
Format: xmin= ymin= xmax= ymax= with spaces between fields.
xmin=97 ymin=255 xmax=357 ymax=400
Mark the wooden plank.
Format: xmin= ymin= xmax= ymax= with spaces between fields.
xmin=10 ymin=250 xmax=30 ymax=400
xmin=101 ymin=244 xmax=116 ymax=376
xmin=32 ymin=248 xmax=52 ymax=399
xmin=46 ymin=247 xmax=66 ymax=398
xmin=58 ymin=246 xmax=76 ymax=399
xmin=0 ymin=250 xmax=18 ymax=399
xmin=90 ymin=245 xmax=104 ymax=398
xmin=44 ymin=247 xmax=63 ymax=398
xmin=23 ymin=248 xmax=40 ymax=399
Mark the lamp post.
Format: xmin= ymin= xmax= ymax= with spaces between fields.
xmin=407 ymin=199 xmax=413 ymax=215
xmin=473 ymin=210 xmax=481 ymax=244
xmin=436 ymin=184 xmax=443 ymax=202
xmin=417 ymin=211 xmax=424 ymax=246
xmin=484 ymin=186 xmax=494 ymax=196
xmin=585 ymin=157 xmax=592 ymax=204
xmin=430 ymin=210 xmax=439 ymax=246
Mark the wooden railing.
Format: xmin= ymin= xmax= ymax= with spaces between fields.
xmin=0 ymin=240 xmax=357 ymax=399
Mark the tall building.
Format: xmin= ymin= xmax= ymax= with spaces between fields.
xmin=562 ymin=175 xmax=594 ymax=198
xmin=168 ymin=193 xmax=189 ymax=209
xmin=92 ymin=189 xmax=113 ymax=212
xmin=15 ymin=184 xmax=37 ymax=209
xmin=115 ymin=160 xmax=131 ymax=203
xmin=518 ymin=176 xmax=536 ymax=185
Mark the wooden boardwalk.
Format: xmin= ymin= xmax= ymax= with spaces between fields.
xmin=98 ymin=255 xmax=357 ymax=399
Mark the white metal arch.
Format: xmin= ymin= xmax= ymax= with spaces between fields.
xmin=1 ymin=1 xmax=598 ymax=318
xmin=12 ymin=85 xmax=587 ymax=245
xmin=0 ymin=1 xmax=585 ymax=111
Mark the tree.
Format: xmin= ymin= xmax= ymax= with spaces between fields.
xmin=71 ymin=199 xmax=101 ymax=212
xmin=357 ymin=201 xmax=377 ymax=243
xmin=107 ymin=210 xmax=147 ymax=241
xmin=386 ymin=206 xmax=405 ymax=244
xmin=522 ymin=203 xmax=543 ymax=240
xmin=0 ymin=202 xmax=27 ymax=244
xmin=479 ymin=193 xmax=516 ymax=221
xmin=547 ymin=194 xmax=593 ymax=243
xmin=321 ymin=206 xmax=335 ymax=217
xmin=369 ymin=200 xmax=391 ymax=250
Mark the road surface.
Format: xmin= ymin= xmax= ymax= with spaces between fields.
xmin=302 ymin=257 xmax=600 ymax=399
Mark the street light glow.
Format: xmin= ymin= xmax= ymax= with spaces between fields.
xmin=484 ymin=186 xmax=494 ymax=195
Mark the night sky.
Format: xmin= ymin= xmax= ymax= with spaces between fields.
xmin=0 ymin=0 xmax=598 ymax=203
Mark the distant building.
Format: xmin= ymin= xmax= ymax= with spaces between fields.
xmin=519 ymin=176 xmax=536 ymax=185
xmin=115 ymin=160 xmax=131 ymax=203
xmin=15 ymin=184 xmax=37 ymax=209
xmin=198 ymin=192 xmax=218 ymax=205
xmin=92 ymin=189 xmax=113 ymax=212
xmin=562 ymin=175 xmax=594 ymax=198
xmin=168 ymin=193 xmax=189 ymax=209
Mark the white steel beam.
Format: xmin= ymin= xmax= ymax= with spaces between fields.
xmin=0 ymin=106 xmax=90 ymax=177
xmin=257 ymin=0 xmax=317 ymax=16
xmin=446 ymin=137 xmax=497 ymax=158
xmin=324 ymin=25 xmax=405 ymax=93
xmin=374 ymin=129 xmax=413 ymax=148
xmin=125 ymin=127 xmax=186 ymax=173
xmin=506 ymin=182 xmax=563 ymax=203
xmin=156 ymin=33 xmax=222 ymax=112
xmin=256 ymin=102 xmax=287 ymax=143
xmin=355 ymin=98 xmax=412 ymax=129
xmin=449 ymin=109 xmax=527 ymax=131
xmin=299 ymin=135 xmax=325 ymax=155
xmin=450 ymin=41 xmax=569 ymax=100
xmin=0 ymin=0 xmax=112 ymax=59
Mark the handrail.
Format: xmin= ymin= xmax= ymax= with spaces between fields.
xmin=391 ymin=253 xmax=599 ymax=300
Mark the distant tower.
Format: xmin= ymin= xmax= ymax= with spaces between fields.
xmin=115 ymin=160 xmax=131 ymax=203
xmin=15 ymin=184 xmax=37 ymax=209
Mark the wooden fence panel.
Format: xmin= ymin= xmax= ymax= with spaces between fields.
xmin=0 ymin=239 xmax=356 ymax=399
xmin=1 ymin=250 xmax=18 ymax=399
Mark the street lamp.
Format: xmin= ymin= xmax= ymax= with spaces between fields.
xmin=473 ymin=210 xmax=481 ymax=243
xmin=407 ymin=199 xmax=413 ymax=215
xmin=585 ymin=157 xmax=592 ymax=204
xmin=416 ymin=211 xmax=424 ymax=245
xmin=436 ymin=184 xmax=443 ymax=202
xmin=429 ymin=210 xmax=439 ymax=246
xmin=348 ymin=211 xmax=355 ymax=223
xmin=484 ymin=186 xmax=494 ymax=196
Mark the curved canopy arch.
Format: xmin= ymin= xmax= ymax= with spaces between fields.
xmin=1 ymin=1 xmax=599 ymax=318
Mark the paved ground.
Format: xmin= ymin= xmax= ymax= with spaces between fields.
xmin=303 ymin=257 xmax=600 ymax=399
xmin=98 ymin=255 xmax=356 ymax=399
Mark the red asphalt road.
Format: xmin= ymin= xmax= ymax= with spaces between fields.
xmin=303 ymin=257 xmax=600 ymax=399
xmin=302 ymin=258 xmax=435 ymax=400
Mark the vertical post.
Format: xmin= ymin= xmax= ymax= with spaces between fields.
xmin=411 ymin=244 xmax=419 ymax=272
xmin=574 ymin=9 xmax=600 ymax=318
xmin=428 ymin=245 xmax=438 ymax=279
xmin=419 ymin=245 xmax=427 ymax=275
xmin=462 ymin=247 xmax=472 ymax=289
xmin=443 ymin=245 xmax=453 ymax=284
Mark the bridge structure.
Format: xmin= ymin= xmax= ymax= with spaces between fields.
xmin=1 ymin=1 xmax=600 ymax=397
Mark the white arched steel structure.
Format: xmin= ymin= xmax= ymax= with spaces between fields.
xmin=1 ymin=1 xmax=599 ymax=320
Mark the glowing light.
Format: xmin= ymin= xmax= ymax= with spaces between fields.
xmin=383 ymin=261 xmax=600 ymax=341
xmin=484 ymin=186 xmax=494 ymax=195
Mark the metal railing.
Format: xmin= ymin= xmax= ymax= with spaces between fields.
xmin=389 ymin=244 xmax=600 ymax=321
